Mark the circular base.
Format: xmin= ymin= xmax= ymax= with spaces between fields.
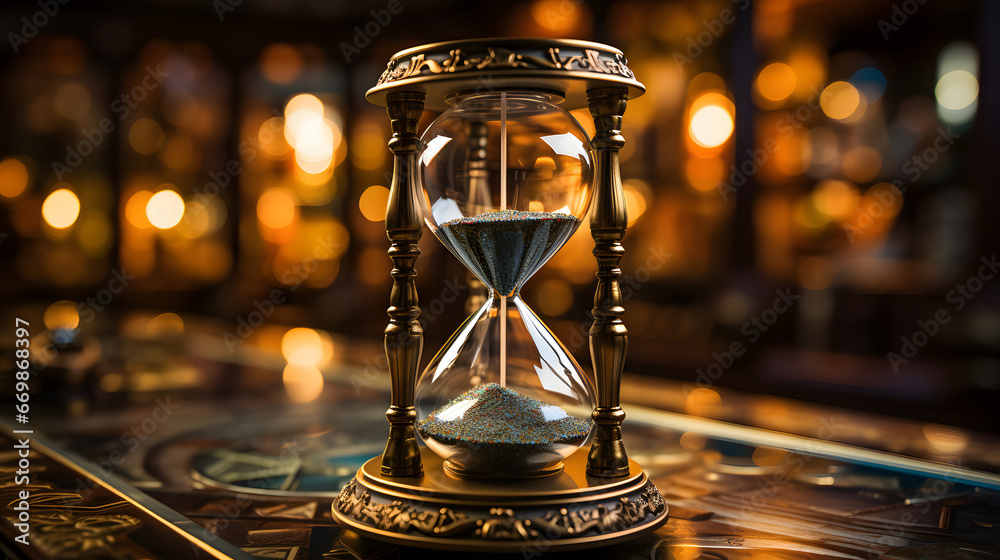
xmin=332 ymin=448 xmax=668 ymax=552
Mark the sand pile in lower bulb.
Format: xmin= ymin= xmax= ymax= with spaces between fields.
xmin=418 ymin=383 xmax=590 ymax=474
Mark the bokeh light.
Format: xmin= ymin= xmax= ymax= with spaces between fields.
xmin=685 ymin=387 xmax=722 ymax=417
xmin=76 ymin=218 xmax=112 ymax=255
xmin=787 ymin=46 xmax=827 ymax=98
xmin=258 ymin=117 xmax=290 ymax=158
xmin=283 ymin=364 xmax=324 ymax=403
xmin=689 ymin=103 xmax=734 ymax=148
xmin=685 ymin=157 xmax=726 ymax=192
xmin=54 ymin=82 xmax=91 ymax=121
xmin=281 ymin=327 xmax=334 ymax=366
xmin=42 ymin=187 xmax=81 ymax=229
xmin=284 ymin=94 xmax=340 ymax=175
xmin=359 ymin=185 xmax=390 ymax=222
xmin=0 ymin=157 xmax=30 ymax=198
xmin=160 ymin=135 xmax=195 ymax=170
xmin=535 ymin=278 xmax=574 ymax=316
xmin=146 ymin=189 xmax=185 ymax=229
xmin=257 ymin=188 xmax=297 ymax=230
xmin=812 ymin=180 xmax=859 ymax=220
xmin=349 ymin=121 xmax=387 ymax=170
xmin=530 ymin=0 xmax=590 ymax=34
xmin=849 ymin=67 xmax=887 ymax=103
xmin=622 ymin=179 xmax=650 ymax=225
xmin=261 ymin=43 xmax=303 ymax=84
xmin=148 ymin=312 xmax=184 ymax=335
xmin=129 ymin=118 xmax=166 ymax=155
xmin=125 ymin=190 xmax=153 ymax=229
xmin=820 ymin=81 xmax=862 ymax=121
xmin=935 ymin=70 xmax=979 ymax=111
xmin=757 ymin=62 xmax=797 ymax=102
xmin=43 ymin=300 xmax=80 ymax=330
xmin=842 ymin=146 xmax=882 ymax=183
xmin=936 ymin=41 xmax=979 ymax=126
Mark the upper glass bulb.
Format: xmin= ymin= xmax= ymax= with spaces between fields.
xmin=419 ymin=92 xmax=593 ymax=296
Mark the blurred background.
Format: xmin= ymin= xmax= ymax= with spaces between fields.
xmin=1 ymin=0 xmax=997 ymax=433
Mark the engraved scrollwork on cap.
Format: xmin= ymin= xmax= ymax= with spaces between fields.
xmin=376 ymin=44 xmax=636 ymax=87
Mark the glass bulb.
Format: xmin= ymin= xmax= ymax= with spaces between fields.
xmin=415 ymin=91 xmax=596 ymax=477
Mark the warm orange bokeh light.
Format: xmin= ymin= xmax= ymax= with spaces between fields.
xmin=535 ymin=278 xmax=575 ymax=316
xmin=281 ymin=327 xmax=324 ymax=366
xmin=258 ymin=117 xmax=291 ymax=158
xmin=261 ymin=44 xmax=303 ymax=85
xmin=257 ymin=188 xmax=297 ymax=230
xmin=359 ymin=185 xmax=390 ymax=222
xmin=282 ymin=364 xmax=325 ymax=403
xmin=689 ymin=105 xmax=734 ymax=148
xmin=812 ymin=180 xmax=860 ymax=220
xmin=622 ymin=179 xmax=649 ymax=225
xmin=146 ymin=189 xmax=185 ymax=229
xmin=125 ymin=190 xmax=154 ymax=229
xmin=43 ymin=300 xmax=80 ymax=329
xmin=757 ymin=62 xmax=797 ymax=102
xmin=129 ymin=118 xmax=166 ymax=155
xmin=685 ymin=157 xmax=726 ymax=192
xmin=842 ymin=146 xmax=883 ymax=183
xmin=820 ymin=81 xmax=862 ymax=120
xmin=148 ymin=312 xmax=185 ymax=335
xmin=42 ymin=187 xmax=80 ymax=229
xmin=0 ymin=157 xmax=30 ymax=198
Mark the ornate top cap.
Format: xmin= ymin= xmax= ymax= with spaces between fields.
xmin=366 ymin=37 xmax=645 ymax=111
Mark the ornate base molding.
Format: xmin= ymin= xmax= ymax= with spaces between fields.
xmin=331 ymin=448 xmax=668 ymax=552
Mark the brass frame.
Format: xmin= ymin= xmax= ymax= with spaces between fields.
xmin=336 ymin=37 xmax=663 ymax=551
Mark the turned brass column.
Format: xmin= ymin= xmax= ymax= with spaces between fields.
xmin=586 ymin=87 xmax=631 ymax=478
xmin=381 ymin=91 xmax=425 ymax=477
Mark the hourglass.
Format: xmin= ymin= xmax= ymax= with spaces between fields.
xmin=334 ymin=39 xmax=667 ymax=551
